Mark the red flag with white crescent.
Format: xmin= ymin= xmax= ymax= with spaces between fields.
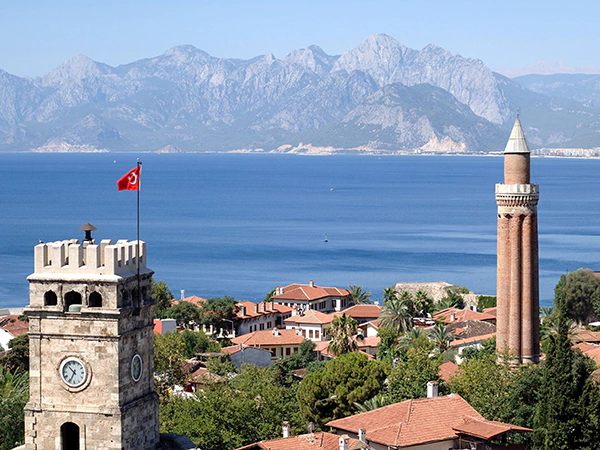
xmin=117 ymin=166 xmax=141 ymax=191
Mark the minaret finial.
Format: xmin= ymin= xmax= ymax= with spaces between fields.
xmin=516 ymin=108 xmax=520 ymax=119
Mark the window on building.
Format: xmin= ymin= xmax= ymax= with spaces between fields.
xmin=65 ymin=291 xmax=82 ymax=311
xmin=61 ymin=422 xmax=80 ymax=450
xmin=286 ymin=348 xmax=291 ymax=356
xmin=309 ymin=330 xmax=314 ymax=338
xmin=89 ymin=292 xmax=102 ymax=307
xmin=315 ymin=330 xmax=320 ymax=339
xmin=267 ymin=321 xmax=272 ymax=329
xmin=260 ymin=323 xmax=264 ymax=330
xmin=44 ymin=290 xmax=58 ymax=306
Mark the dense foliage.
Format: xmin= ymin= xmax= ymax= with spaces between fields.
xmin=554 ymin=268 xmax=600 ymax=324
xmin=296 ymin=352 xmax=390 ymax=429
xmin=0 ymin=368 xmax=28 ymax=450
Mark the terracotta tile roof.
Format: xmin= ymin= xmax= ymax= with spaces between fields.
xmin=572 ymin=330 xmax=600 ymax=344
xmin=236 ymin=301 xmax=291 ymax=319
xmin=453 ymin=418 xmax=532 ymax=440
xmin=447 ymin=319 xmax=496 ymax=340
xmin=327 ymin=394 xmax=485 ymax=447
xmin=0 ymin=315 xmax=28 ymax=337
xmin=189 ymin=366 xmax=225 ymax=383
xmin=438 ymin=361 xmax=459 ymax=382
xmin=450 ymin=333 xmax=496 ymax=348
xmin=358 ymin=319 xmax=381 ymax=330
xmin=174 ymin=296 xmax=207 ymax=307
xmin=356 ymin=336 xmax=380 ymax=349
xmin=231 ymin=328 xmax=305 ymax=347
xmin=272 ymin=283 xmax=350 ymax=302
xmin=235 ymin=432 xmax=359 ymax=450
xmin=574 ymin=342 xmax=596 ymax=353
xmin=433 ymin=308 xmax=495 ymax=324
xmin=582 ymin=345 xmax=600 ymax=366
xmin=339 ymin=304 xmax=382 ymax=319
xmin=483 ymin=307 xmax=497 ymax=317
xmin=284 ymin=310 xmax=334 ymax=325
xmin=221 ymin=344 xmax=272 ymax=356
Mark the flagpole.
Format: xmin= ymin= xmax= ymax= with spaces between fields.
xmin=137 ymin=158 xmax=141 ymax=313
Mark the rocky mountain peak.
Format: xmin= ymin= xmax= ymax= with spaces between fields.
xmin=284 ymin=45 xmax=337 ymax=74
xmin=41 ymin=54 xmax=110 ymax=86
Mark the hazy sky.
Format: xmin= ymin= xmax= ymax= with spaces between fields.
xmin=2 ymin=0 xmax=598 ymax=77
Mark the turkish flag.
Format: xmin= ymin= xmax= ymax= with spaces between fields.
xmin=117 ymin=166 xmax=141 ymax=191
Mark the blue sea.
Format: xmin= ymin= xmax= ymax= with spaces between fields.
xmin=1 ymin=153 xmax=599 ymax=309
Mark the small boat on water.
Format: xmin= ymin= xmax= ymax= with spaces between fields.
xmin=324 ymin=234 xmax=328 ymax=243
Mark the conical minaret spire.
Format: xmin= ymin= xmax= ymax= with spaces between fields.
xmin=495 ymin=114 xmax=540 ymax=364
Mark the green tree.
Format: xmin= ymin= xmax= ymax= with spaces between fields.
xmin=554 ymin=269 xmax=600 ymax=324
xmin=436 ymin=289 xmax=464 ymax=310
xmin=326 ymin=313 xmax=358 ymax=356
xmin=428 ymin=323 xmax=454 ymax=353
xmin=0 ymin=334 xmax=29 ymax=373
xmin=413 ymin=290 xmax=433 ymax=317
xmin=160 ymin=364 xmax=300 ymax=450
xmin=376 ymin=324 xmax=402 ymax=362
xmin=272 ymin=339 xmax=317 ymax=386
xmin=199 ymin=296 xmax=238 ymax=334
xmin=166 ymin=301 xmax=203 ymax=330
xmin=387 ymin=347 xmax=443 ymax=403
xmin=181 ymin=329 xmax=221 ymax=357
xmin=379 ymin=295 xmax=413 ymax=334
xmin=154 ymin=331 xmax=189 ymax=401
xmin=533 ymin=309 xmax=599 ymax=449
xmin=353 ymin=393 xmax=390 ymax=413
xmin=206 ymin=355 xmax=237 ymax=376
xmin=383 ymin=286 xmax=398 ymax=303
xmin=477 ymin=295 xmax=497 ymax=311
xmin=264 ymin=289 xmax=276 ymax=302
xmin=152 ymin=279 xmax=174 ymax=319
xmin=348 ymin=285 xmax=373 ymax=305
xmin=297 ymin=352 xmax=390 ymax=429
xmin=449 ymin=353 xmax=512 ymax=421
xmin=397 ymin=327 xmax=431 ymax=352
xmin=0 ymin=368 xmax=28 ymax=450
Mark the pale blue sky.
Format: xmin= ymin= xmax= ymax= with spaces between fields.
xmin=1 ymin=0 xmax=598 ymax=77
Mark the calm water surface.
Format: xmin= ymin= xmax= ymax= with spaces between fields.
xmin=1 ymin=153 xmax=599 ymax=309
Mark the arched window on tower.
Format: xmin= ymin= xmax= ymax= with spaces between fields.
xmin=44 ymin=290 xmax=58 ymax=306
xmin=65 ymin=291 xmax=82 ymax=312
xmin=122 ymin=289 xmax=130 ymax=307
xmin=89 ymin=292 xmax=102 ymax=308
xmin=142 ymin=286 xmax=148 ymax=305
xmin=60 ymin=422 xmax=80 ymax=450
xmin=132 ymin=287 xmax=140 ymax=309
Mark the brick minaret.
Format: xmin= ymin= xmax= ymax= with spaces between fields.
xmin=495 ymin=114 xmax=540 ymax=364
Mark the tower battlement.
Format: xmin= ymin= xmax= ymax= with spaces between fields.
xmin=32 ymin=238 xmax=147 ymax=277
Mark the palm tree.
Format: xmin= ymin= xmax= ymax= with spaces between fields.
xmin=379 ymin=296 xmax=413 ymax=334
xmin=349 ymin=285 xmax=373 ymax=305
xmin=383 ymin=286 xmax=398 ymax=303
xmin=398 ymin=327 xmax=430 ymax=351
xmin=428 ymin=323 xmax=454 ymax=352
xmin=414 ymin=290 xmax=433 ymax=317
xmin=354 ymin=394 xmax=390 ymax=413
xmin=326 ymin=313 xmax=359 ymax=356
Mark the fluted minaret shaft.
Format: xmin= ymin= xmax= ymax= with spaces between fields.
xmin=495 ymin=115 xmax=540 ymax=364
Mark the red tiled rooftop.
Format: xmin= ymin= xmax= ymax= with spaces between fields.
xmin=438 ymin=361 xmax=459 ymax=383
xmin=453 ymin=418 xmax=532 ymax=440
xmin=285 ymin=309 xmax=334 ymax=325
xmin=221 ymin=344 xmax=272 ymax=356
xmin=450 ymin=333 xmax=496 ymax=348
xmin=572 ymin=330 xmax=600 ymax=344
xmin=235 ymin=432 xmax=359 ymax=450
xmin=339 ymin=304 xmax=382 ymax=319
xmin=0 ymin=315 xmax=28 ymax=337
xmin=327 ymin=394 xmax=484 ymax=447
xmin=433 ymin=307 xmax=495 ymax=324
xmin=272 ymin=283 xmax=350 ymax=302
xmin=231 ymin=328 xmax=305 ymax=347
xmin=174 ymin=295 xmax=207 ymax=307
xmin=236 ymin=301 xmax=292 ymax=319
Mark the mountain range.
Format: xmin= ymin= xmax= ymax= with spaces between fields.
xmin=1 ymin=34 xmax=600 ymax=153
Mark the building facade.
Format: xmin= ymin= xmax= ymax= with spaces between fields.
xmin=495 ymin=115 xmax=540 ymax=364
xmin=24 ymin=236 xmax=159 ymax=449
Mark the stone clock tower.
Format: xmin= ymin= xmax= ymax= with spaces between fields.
xmin=23 ymin=230 xmax=159 ymax=449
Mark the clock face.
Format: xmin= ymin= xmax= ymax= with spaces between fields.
xmin=131 ymin=354 xmax=142 ymax=382
xmin=60 ymin=358 xmax=87 ymax=388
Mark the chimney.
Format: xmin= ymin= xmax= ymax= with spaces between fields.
xmin=309 ymin=280 xmax=315 ymax=287
xmin=240 ymin=305 xmax=246 ymax=317
xmin=282 ymin=421 xmax=290 ymax=438
xmin=272 ymin=328 xmax=279 ymax=336
xmin=260 ymin=302 xmax=265 ymax=313
xmin=427 ymin=381 xmax=439 ymax=398
xmin=450 ymin=313 xmax=456 ymax=322
xmin=338 ymin=435 xmax=349 ymax=450
xmin=296 ymin=328 xmax=302 ymax=336
xmin=358 ymin=428 xmax=367 ymax=443
xmin=254 ymin=303 xmax=258 ymax=314
xmin=180 ymin=289 xmax=185 ymax=300
xmin=291 ymin=305 xmax=298 ymax=316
